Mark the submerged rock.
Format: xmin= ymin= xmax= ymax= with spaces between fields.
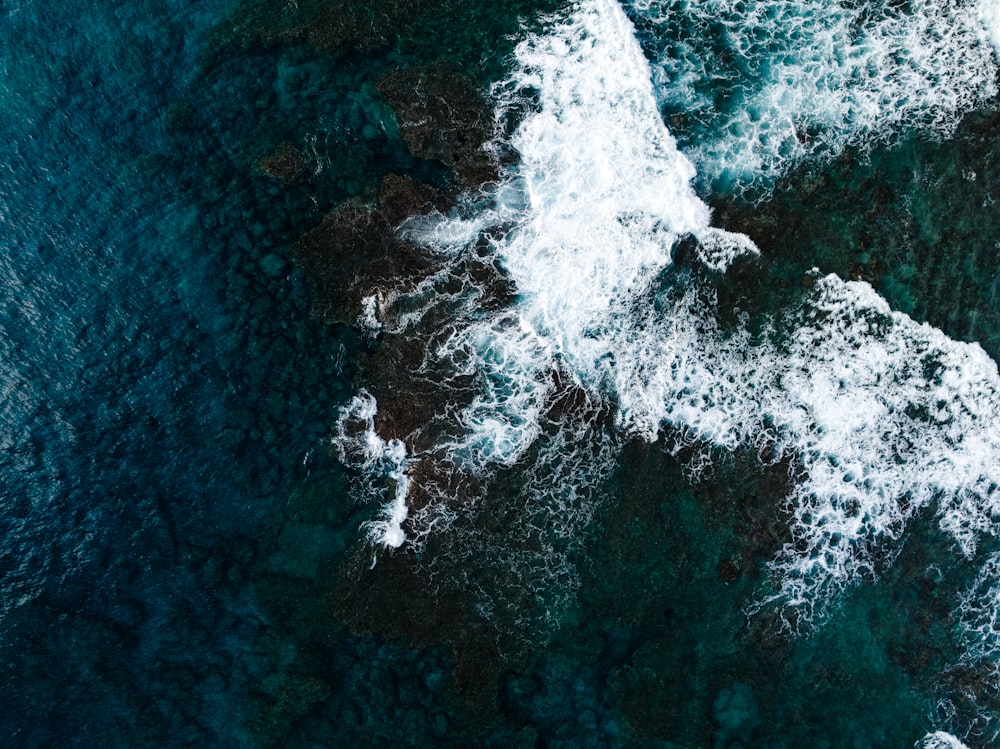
xmin=305 ymin=2 xmax=404 ymax=55
xmin=712 ymin=681 xmax=760 ymax=749
xmin=258 ymin=142 xmax=308 ymax=185
xmin=292 ymin=177 xmax=446 ymax=325
xmin=258 ymin=253 xmax=287 ymax=278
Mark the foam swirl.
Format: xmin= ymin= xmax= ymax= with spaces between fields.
xmin=628 ymin=0 xmax=1000 ymax=192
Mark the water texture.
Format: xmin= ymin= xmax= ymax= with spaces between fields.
xmin=3 ymin=0 xmax=1000 ymax=747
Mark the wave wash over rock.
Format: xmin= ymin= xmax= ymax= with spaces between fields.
xmin=335 ymin=0 xmax=1000 ymax=694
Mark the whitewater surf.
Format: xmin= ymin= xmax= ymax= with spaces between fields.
xmin=331 ymin=0 xmax=1000 ymax=742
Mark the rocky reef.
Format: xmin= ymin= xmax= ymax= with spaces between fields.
xmin=376 ymin=64 xmax=500 ymax=188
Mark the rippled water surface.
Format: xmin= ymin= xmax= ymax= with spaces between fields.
xmin=2 ymin=0 xmax=1000 ymax=746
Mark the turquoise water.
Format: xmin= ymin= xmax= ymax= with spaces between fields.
xmin=2 ymin=0 xmax=999 ymax=746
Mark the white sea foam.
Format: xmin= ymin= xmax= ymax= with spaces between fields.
xmin=982 ymin=4 xmax=1000 ymax=52
xmin=757 ymin=277 xmax=1000 ymax=618
xmin=331 ymin=391 xmax=410 ymax=549
xmin=478 ymin=0 xmax=1000 ymax=634
xmin=956 ymin=552 xmax=1000 ymax=680
xmin=433 ymin=311 xmax=556 ymax=470
xmin=379 ymin=1 xmax=737 ymax=482
xmin=600 ymin=268 xmax=1000 ymax=622
xmin=628 ymin=0 xmax=1000 ymax=191
xmin=917 ymin=733 xmax=971 ymax=749
xmin=436 ymin=0 xmax=1000 ymax=624
xmin=357 ymin=293 xmax=382 ymax=337
xmin=407 ymin=0 xmax=757 ymax=467
xmin=492 ymin=0 xmax=755 ymax=315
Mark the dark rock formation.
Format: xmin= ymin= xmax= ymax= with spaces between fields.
xmin=377 ymin=173 xmax=445 ymax=227
xmin=258 ymin=142 xmax=308 ymax=185
xmin=377 ymin=64 xmax=499 ymax=188
xmin=292 ymin=170 xmax=458 ymax=326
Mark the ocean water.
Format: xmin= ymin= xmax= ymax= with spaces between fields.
xmin=3 ymin=0 xmax=1000 ymax=747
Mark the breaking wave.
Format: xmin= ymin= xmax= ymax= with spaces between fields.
xmin=397 ymin=0 xmax=1000 ymax=622
xmin=332 ymin=0 xmax=1000 ymax=728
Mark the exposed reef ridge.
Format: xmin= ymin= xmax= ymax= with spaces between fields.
xmin=291 ymin=63 xmax=509 ymax=450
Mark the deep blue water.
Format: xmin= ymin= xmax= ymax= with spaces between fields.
xmin=2 ymin=0 xmax=1000 ymax=747
xmin=0 ymin=0 xmax=355 ymax=744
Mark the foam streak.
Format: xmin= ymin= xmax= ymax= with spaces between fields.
xmin=629 ymin=0 xmax=1000 ymax=191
